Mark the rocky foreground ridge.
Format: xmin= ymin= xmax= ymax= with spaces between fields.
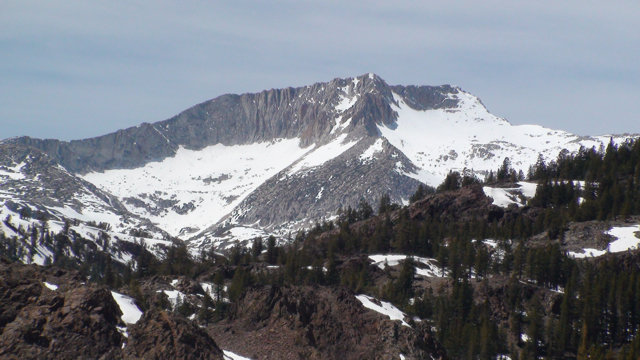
xmin=0 ymin=256 xmax=447 ymax=359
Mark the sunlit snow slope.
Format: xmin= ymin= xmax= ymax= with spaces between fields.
xmin=84 ymin=139 xmax=311 ymax=237
xmin=379 ymin=90 xmax=626 ymax=185
xmin=83 ymin=134 xmax=361 ymax=238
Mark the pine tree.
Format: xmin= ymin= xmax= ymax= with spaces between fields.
xmin=266 ymin=235 xmax=277 ymax=264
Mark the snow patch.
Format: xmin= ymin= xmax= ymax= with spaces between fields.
xmin=569 ymin=225 xmax=640 ymax=258
xmin=359 ymin=138 xmax=384 ymax=162
xmin=111 ymin=291 xmax=143 ymax=324
xmin=0 ymin=162 xmax=26 ymax=180
xmin=223 ymin=350 xmax=252 ymax=360
xmin=606 ymin=225 xmax=640 ymax=252
xmin=287 ymin=133 xmax=358 ymax=175
xmin=568 ymin=248 xmax=607 ymax=258
xmin=335 ymin=94 xmax=359 ymax=112
xmin=158 ymin=289 xmax=186 ymax=309
xmin=369 ymin=254 xmax=447 ymax=277
xmin=43 ymin=282 xmax=58 ymax=291
xmin=356 ymin=294 xmax=410 ymax=327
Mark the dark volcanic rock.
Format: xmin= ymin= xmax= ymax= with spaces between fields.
xmin=124 ymin=309 xmax=223 ymax=360
xmin=210 ymin=285 xmax=445 ymax=360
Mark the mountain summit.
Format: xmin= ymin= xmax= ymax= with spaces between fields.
xmin=1 ymin=74 xmax=636 ymax=254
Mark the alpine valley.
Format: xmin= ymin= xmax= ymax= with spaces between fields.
xmin=1 ymin=74 xmax=640 ymax=359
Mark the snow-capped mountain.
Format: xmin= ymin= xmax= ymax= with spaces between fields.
xmin=2 ymin=74 xmax=637 ymax=255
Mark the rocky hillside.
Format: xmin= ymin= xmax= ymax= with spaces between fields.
xmin=0 ymin=256 xmax=452 ymax=359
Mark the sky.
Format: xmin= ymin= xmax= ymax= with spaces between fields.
xmin=1 ymin=1 xmax=639 ymax=141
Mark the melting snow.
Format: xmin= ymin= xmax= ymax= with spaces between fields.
xmin=43 ymin=282 xmax=58 ymax=291
xmin=0 ymin=162 xmax=26 ymax=180
xmin=83 ymin=140 xmax=309 ymax=237
xmin=359 ymin=138 xmax=384 ymax=162
xmin=288 ymin=133 xmax=358 ymax=175
xmin=355 ymin=294 xmax=410 ymax=327
xmin=368 ymin=254 xmax=446 ymax=277
xmin=111 ymin=291 xmax=143 ymax=324
xmin=483 ymin=182 xmax=538 ymax=208
xmin=223 ymin=350 xmax=252 ymax=360
xmin=606 ymin=225 xmax=640 ymax=252
xmin=158 ymin=289 xmax=186 ymax=309
xmin=569 ymin=225 xmax=640 ymax=258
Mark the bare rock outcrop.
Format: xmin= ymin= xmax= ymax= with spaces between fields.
xmin=0 ymin=259 xmax=124 ymax=359
xmin=210 ymin=285 xmax=445 ymax=360
xmin=124 ymin=309 xmax=223 ymax=360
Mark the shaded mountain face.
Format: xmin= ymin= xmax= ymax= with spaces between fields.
xmin=2 ymin=73 xmax=637 ymax=256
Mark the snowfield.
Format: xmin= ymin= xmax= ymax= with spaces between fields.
xmin=379 ymin=90 xmax=630 ymax=186
xmin=84 ymin=140 xmax=311 ymax=238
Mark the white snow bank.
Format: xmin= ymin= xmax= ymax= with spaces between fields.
xmin=483 ymin=187 xmax=522 ymax=208
xmin=287 ymin=133 xmax=358 ymax=175
xmin=569 ymin=225 xmax=640 ymax=258
xmin=158 ymin=289 xmax=186 ymax=309
xmin=43 ymin=282 xmax=58 ymax=290
xmin=359 ymin=138 xmax=384 ymax=162
xmin=368 ymin=254 xmax=446 ymax=277
xmin=517 ymin=182 xmax=538 ymax=198
xmin=355 ymin=294 xmax=410 ymax=327
xmin=0 ymin=162 xmax=26 ymax=180
xmin=111 ymin=291 xmax=143 ymax=324
xmin=607 ymin=225 xmax=640 ymax=252
xmin=116 ymin=325 xmax=129 ymax=338
xmin=568 ymin=248 xmax=607 ymax=258
xmin=223 ymin=350 xmax=252 ymax=360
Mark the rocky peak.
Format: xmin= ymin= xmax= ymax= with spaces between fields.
xmin=5 ymin=74 xmax=462 ymax=175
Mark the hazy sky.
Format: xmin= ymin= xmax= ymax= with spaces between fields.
xmin=1 ymin=1 xmax=639 ymax=141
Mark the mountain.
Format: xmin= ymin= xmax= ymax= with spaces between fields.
xmin=2 ymin=74 xmax=638 ymax=259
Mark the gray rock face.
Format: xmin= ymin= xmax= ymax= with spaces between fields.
xmin=7 ymin=74 xmax=457 ymax=174
xmin=220 ymin=138 xmax=421 ymax=230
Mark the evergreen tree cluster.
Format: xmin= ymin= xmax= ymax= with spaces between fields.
xmin=2 ymin=138 xmax=640 ymax=359
xmin=529 ymin=139 xmax=640 ymax=221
